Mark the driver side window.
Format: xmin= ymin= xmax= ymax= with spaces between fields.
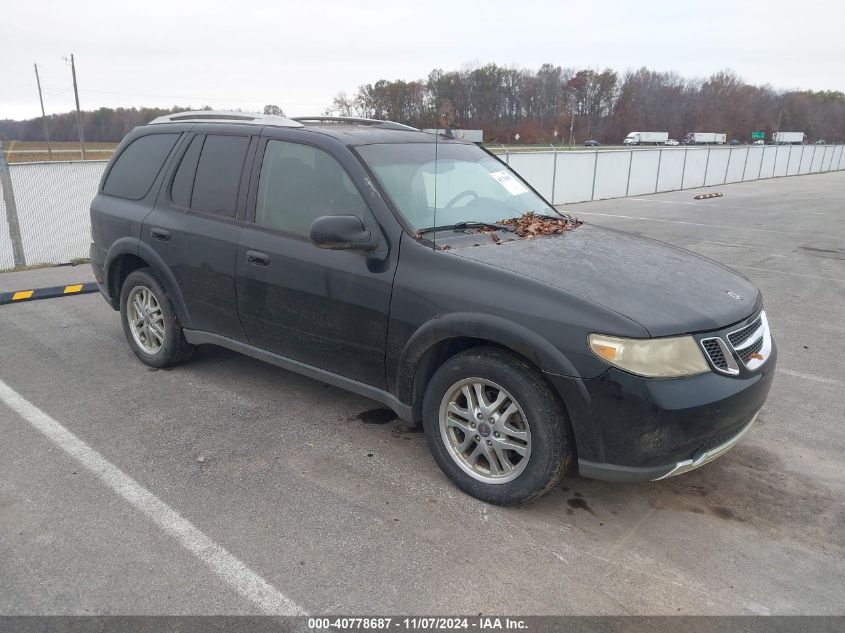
xmin=255 ymin=140 xmax=370 ymax=236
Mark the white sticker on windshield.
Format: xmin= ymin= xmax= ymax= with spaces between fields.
xmin=489 ymin=170 xmax=529 ymax=196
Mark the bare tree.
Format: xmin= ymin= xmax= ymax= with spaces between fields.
xmin=263 ymin=104 xmax=285 ymax=116
xmin=323 ymin=92 xmax=357 ymax=117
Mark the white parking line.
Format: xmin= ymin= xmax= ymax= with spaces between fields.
xmin=624 ymin=198 xmax=759 ymax=211
xmin=0 ymin=378 xmax=306 ymax=616
xmin=576 ymin=211 xmax=817 ymax=236
xmin=627 ymin=195 xmax=835 ymax=207
xmin=694 ymin=240 xmax=745 ymax=248
xmin=692 ymin=241 xmax=788 ymax=258
xmin=778 ymin=369 xmax=845 ymax=387
xmin=727 ymin=264 xmax=845 ymax=283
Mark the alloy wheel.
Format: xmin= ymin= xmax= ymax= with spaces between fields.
xmin=127 ymin=285 xmax=165 ymax=354
xmin=438 ymin=378 xmax=531 ymax=484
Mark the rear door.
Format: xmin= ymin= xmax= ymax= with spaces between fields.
xmin=236 ymin=135 xmax=394 ymax=388
xmin=92 ymin=130 xmax=182 ymax=267
xmin=145 ymin=129 xmax=256 ymax=341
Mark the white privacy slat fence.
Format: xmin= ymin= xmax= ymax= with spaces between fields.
xmin=502 ymin=144 xmax=845 ymax=206
xmin=1 ymin=145 xmax=844 ymax=268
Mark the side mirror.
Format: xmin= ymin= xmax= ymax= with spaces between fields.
xmin=309 ymin=215 xmax=379 ymax=251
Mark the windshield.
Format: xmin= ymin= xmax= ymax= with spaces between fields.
xmin=356 ymin=142 xmax=556 ymax=231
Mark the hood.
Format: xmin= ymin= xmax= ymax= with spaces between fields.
xmin=450 ymin=224 xmax=760 ymax=337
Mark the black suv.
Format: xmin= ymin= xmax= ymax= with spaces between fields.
xmin=90 ymin=111 xmax=775 ymax=505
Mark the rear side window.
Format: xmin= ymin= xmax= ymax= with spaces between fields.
xmin=170 ymin=135 xmax=204 ymax=208
xmin=190 ymin=134 xmax=250 ymax=217
xmin=255 ymin=140 xmax=369 ymax=236
xmin=103 ymin=133 xmax=179 ymax=199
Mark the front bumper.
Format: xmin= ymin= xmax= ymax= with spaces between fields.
xmin=652 ymin=411 xmax=757 ymax=479
xmin=545 ymin=328 xmax=776 ymax=483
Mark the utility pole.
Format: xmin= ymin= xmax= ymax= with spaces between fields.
xmin=568 ymin=94 xmax=576 ymax=148
xmin=69 ymin=54 xmax=87 ymax=159
xmin=0 ymin=142 xmax=27 ymax=267
xmin=33 ymin=64 xmax=53 ymax=160
xmin=774 ymin=94 xmax=784 ymax=144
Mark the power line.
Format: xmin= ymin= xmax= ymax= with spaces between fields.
xmin=78 ymin=88 xmax=328 ymax=107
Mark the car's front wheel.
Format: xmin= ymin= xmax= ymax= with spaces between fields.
xmin=422 ymin=347 xmax=573 ymax=505
xmin=119 ymin=268 xmax=194 ymax=368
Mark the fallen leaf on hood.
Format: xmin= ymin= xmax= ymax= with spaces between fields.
xmin=476 ymin=226 xmax=504 ymax=244
xmin=496 ymin=211 xmax=582 ymax=239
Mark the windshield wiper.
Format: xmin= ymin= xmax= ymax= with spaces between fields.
xmin=417 ymin=221 xmax=516 ymax=235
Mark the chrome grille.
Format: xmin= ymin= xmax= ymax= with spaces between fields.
xmin=728 ymin=315 xmax=762 ymax=347
xmin=729 ymin=311 xmax=771 ymax=371
xmin=739 ymin=336 xmax=764 ymax=363
xmin=702 ymin=339 xmax=728 ymax=370
xmin=700 ymin=336 xmax=739 ymax=375
xmin=700 ymin=311 xmax=771 ymax=375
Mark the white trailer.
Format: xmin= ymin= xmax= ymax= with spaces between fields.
xmin=623 ymin=132 xmax=669 ymax=146
xmin=773 ymin=131 xmax=805 ymax=144
xmin=688 ymin=132 xmax=726 ymax=145
xmin=683 ymin=132 xmax=727 ymax=144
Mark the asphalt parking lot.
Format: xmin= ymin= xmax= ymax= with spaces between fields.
xmin=1 ymin=172 xmax=843 ymax=616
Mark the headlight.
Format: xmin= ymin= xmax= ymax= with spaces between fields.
xmin=588 ymin=333 xmax=709 ymax=378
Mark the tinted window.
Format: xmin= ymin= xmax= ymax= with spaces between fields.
xmin=190 ymin=134 xmax=250 ymax=217
xmin=255 ymin=140 xmax=369 ymax=236
xmin=103 ymin=133 xmax=179 ymax=199
xmin=170 ymin=135 xmax=204 ymax=208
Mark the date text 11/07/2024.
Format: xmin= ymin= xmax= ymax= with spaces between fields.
xmin=307 ymin=617 xmax=528 ymax=630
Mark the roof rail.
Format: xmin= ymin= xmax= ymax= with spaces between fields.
xmin=292 ymin=116 xmax=418 ymax=132
xmin=149 ymin=110 xmax=303 ymax=128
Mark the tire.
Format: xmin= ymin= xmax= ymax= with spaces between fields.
xmin=119 ymin=268 xmax=194 ymax=368
xmin=422 ymin=346 xmax=572 ymax=505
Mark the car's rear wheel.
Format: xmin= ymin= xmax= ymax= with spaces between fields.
xmin=422 ymin=346 xmax=572 ymax=505
xmin=119 ymin=268 xmax=194 ymax=368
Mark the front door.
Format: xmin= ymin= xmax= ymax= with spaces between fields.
xmin=236 ymin=138 xmax=393 ymax=388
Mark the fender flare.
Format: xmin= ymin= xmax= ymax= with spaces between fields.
xmin=395 ymin=312 xmax=583 ymax=405
xmin=104 ymin=238 xmax=193 ymax=329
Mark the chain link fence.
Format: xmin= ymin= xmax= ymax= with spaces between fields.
xmin=0 ymin=146 xmax=107 ymax=269
xmin=2 ymin=142 xmax=844 ymax=269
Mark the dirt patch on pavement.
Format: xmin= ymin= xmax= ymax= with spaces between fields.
xmin=650 ymin=441 xmax=844 ymax=549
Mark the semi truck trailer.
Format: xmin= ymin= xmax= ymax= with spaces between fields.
xmin=683 ymin=132 xmax=727 ymax=145
xmin=623 ymin=132 xmax=669 ymax=146
xmin=773 ymin=132 xmax=805 ymax=144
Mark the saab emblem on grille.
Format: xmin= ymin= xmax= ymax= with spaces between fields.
xmin=727 ymin=291 xmax=743 ymax=300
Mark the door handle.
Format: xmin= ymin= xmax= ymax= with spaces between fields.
xmin=151 ymin=228 xmax=171 ymax=242
xmin=246 ymin=250 xmax=270 ymax=266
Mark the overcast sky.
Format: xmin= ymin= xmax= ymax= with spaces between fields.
xmin=3 ymin=0 xmax=843 ymax=121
